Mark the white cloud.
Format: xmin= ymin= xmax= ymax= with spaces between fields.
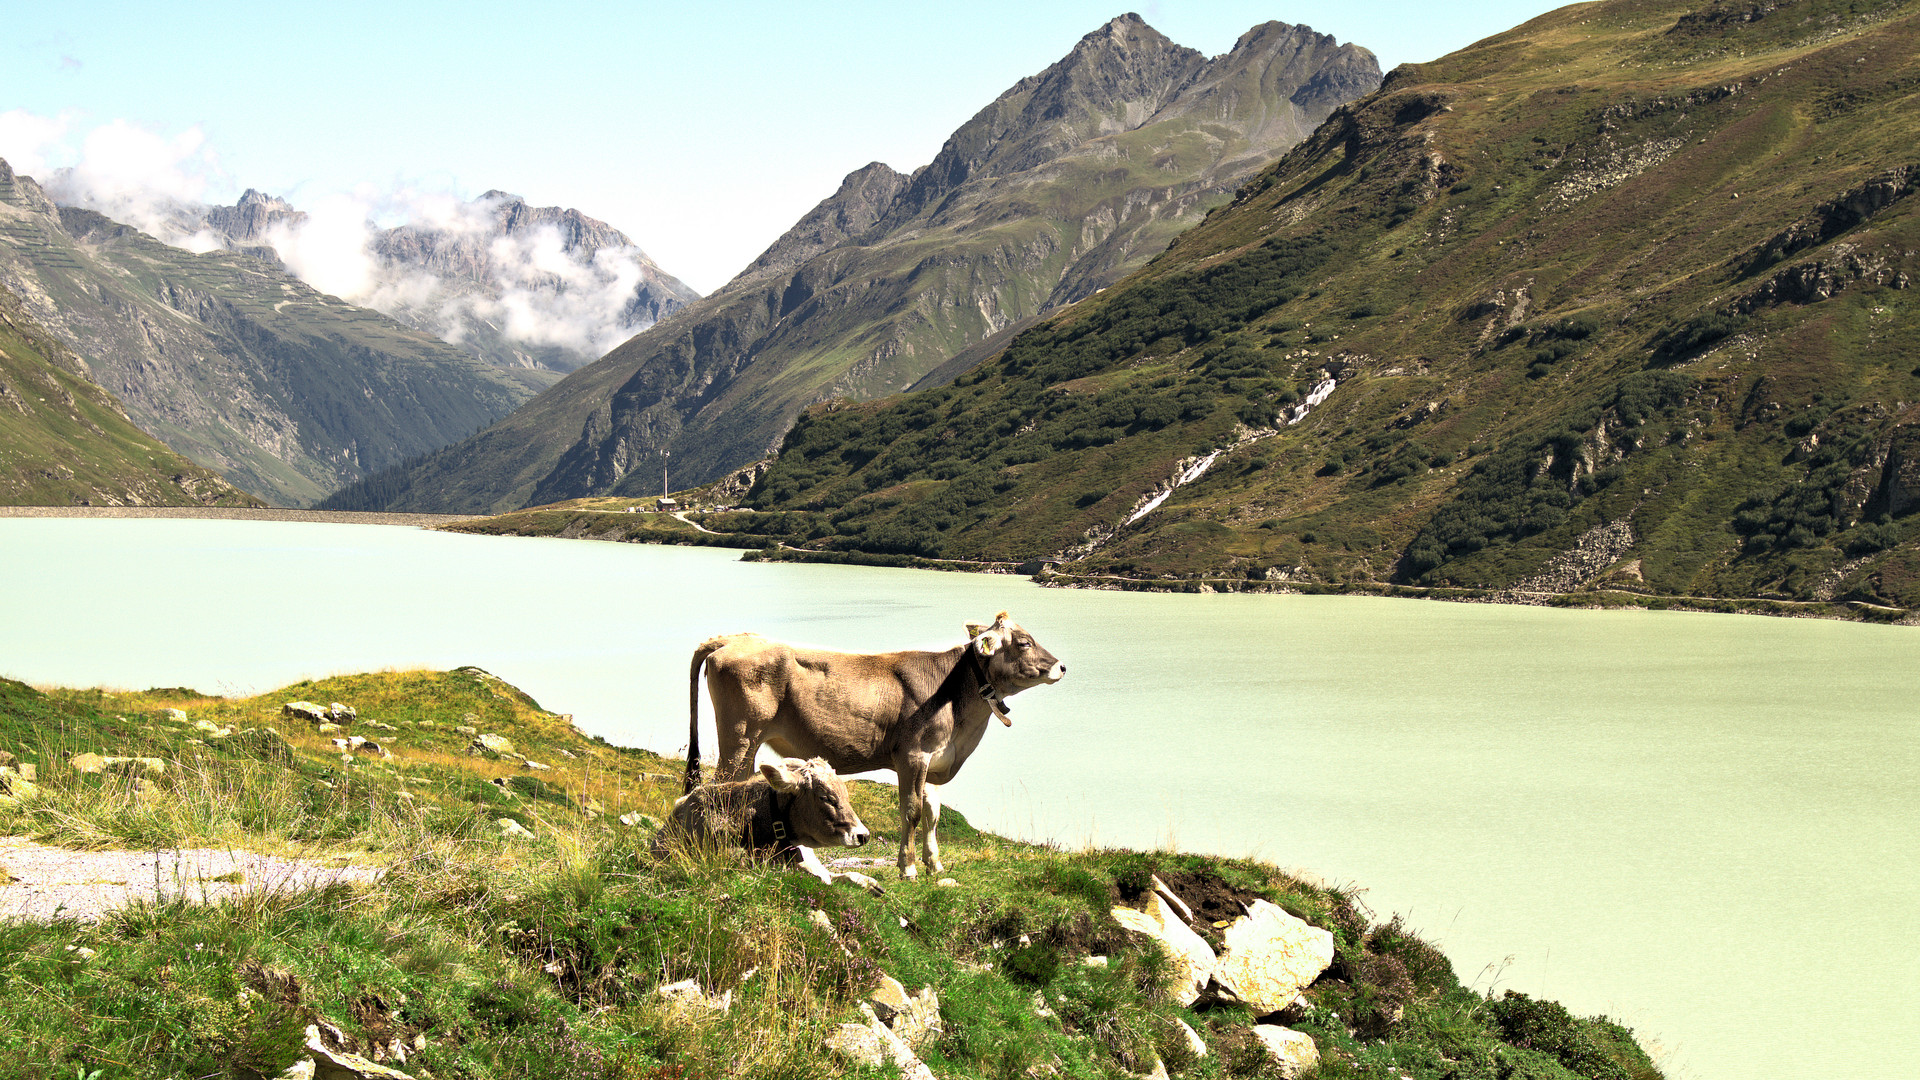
xmin=266 ymin=193 xmax=378 ymax=300
xmin=0 ymin=108 xmax=75 ymax=178
xmin=0 ymin=110 xmax=676 ymax=364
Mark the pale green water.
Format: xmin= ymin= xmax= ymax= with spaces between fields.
xmin=4 ymin=518 xmax=1916 ymax=1079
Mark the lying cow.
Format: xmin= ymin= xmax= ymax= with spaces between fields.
xmin=653 ymin=756 xmax=881 ymax=891
xmin=687 ymin=611 xmax=1064 ymax=879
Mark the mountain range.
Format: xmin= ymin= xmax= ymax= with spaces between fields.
xmin=190 ymin=188 xmax=700 ymax=376
xmin=323 ymin=14 xmax=1382 ymax=513
xmin=0 ymin=158 xmax=541 ymax=506
xmin=628 ymin=0 xmax=1920 ymax=611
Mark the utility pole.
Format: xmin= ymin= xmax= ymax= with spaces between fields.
xmin=662 ymin=450 xmax=670 ymax=499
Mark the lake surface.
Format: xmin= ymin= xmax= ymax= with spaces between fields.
xmin=4 ymin=517 xmax=1916 ymax=1080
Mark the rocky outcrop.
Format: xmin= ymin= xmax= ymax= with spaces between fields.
xmin=1503 ymin=520 xmax=1638 ymax=596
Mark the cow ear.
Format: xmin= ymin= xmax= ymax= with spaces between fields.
xmin=964 ymin=621 xmax=988 ymax=638
xmin=760 ymin=761 xmax=799 ymax=791
xmin=974 ymin=628 xmax=1008 ymax=657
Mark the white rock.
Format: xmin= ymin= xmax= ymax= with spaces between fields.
xmin=825 ymin=1021 xmax=888 ymax=1068
xmin=655 ymin=978 xmax=731 ymax=1016
xmin=1082 ymin=955 xmax=1109 ymax=968
xmin=936 ymin=877 xmax=959 ymax=887
xmin=1174 ymin=1017 xmax=1207 ymax=1058
xmin=304 ymin=1023 xmax=416 ymax=1079
xmin=1249 ymin=1024 xmax=1319 ymax=1078
xmin=809 ymin=909 xmax=837 ymax=934
xmin=162 ymin=708 xmax=188 ymax=723
xmin=1111 ymin=892 xmax=1216 ymax=1006
xmin=470 ymin=733 xmax=516 ymax=757
xmin=892 ymin=985 xmax=942 ymax=1049
xmin=495 ymin=818 xmax=535 ymax=841
xmin=328 ymin=703 xmax=356 ymax=723
xmin=282 ymin=701 xmax=329 ymax=725
xmin=193 ymin=718 xmax=234 ymax=738
xmin=868 ymin=974 xmax=911 ymax=1022
xmin=1212 ymin=899 xmax=1335 ymax=1013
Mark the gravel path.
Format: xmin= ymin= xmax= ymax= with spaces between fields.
xmin=0 ymin=836 xmax=383 ymax=922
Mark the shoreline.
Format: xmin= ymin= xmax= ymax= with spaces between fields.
xmin=0 ymin=505 xmax=480 ymax=528
xmin=9 ymin=504 xmax=1912 ymax=625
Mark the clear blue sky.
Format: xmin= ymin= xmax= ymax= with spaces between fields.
xmin=2 ymin=1 xmax=1568 ymax=293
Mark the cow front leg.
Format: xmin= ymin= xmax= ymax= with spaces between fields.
xmin=918 ymin=783 xmax=945 ymax=875
xmin=896 ymin=755 xmax=931 ymax=880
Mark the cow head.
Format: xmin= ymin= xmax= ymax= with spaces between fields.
xmin=965 ymin=611 xmax=1066 ymax=700
xmin=761 ymin=757 xmax=870 ymax=849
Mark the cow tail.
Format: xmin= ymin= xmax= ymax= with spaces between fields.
xmin=686 ymin=637 xmax=728 ymax=794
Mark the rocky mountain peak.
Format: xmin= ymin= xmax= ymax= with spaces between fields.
xmin=0 ymin=158 xmax=59 ymax=218
xmin=737 ymin=162 xmax=909 ymax=283
xmin=202 ymin=188 xmax=302 ymax=244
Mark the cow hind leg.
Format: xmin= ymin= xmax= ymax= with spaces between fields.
xmin=918 ymin=784 xmax=945 ymax=875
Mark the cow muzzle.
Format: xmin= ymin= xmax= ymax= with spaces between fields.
xmin=1044 ymin=661 xmax=1066 ymax=684
xmin=843 ymin=826 xmax=870 ymax=848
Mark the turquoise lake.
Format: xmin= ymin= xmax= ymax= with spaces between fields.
xmin=3 ymin=517 xmax=1916 ymax=1080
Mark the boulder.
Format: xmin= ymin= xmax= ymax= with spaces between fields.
xmin=68 ymin=752 xmax=107 ymax=774
xmin=366 ymin=721 xmax=398 ymax=733
xmin=520 ymin=759 xmax=551 ymax=771
xmin=161 ymin=708 xmax=188 ymax=723
xmin=654 ymin=978 xmax=731 ymax=1016
xmin=1249 ymin=1024 xmax=1319 ymax=1078
xmin=303 ymin=1022 xmax=416 ymax=1080
xmin=469 ymin=733 xmax=516 ymax=758
xmin=892 ymin=985 xmax=942 ymax=1050
xmin=823 ymin=1003 xmax=934 ymax=1080
xmin=0 ymin=750 xmax=14 ymax=768
xmin=1211 ymin=900 xmax=1335 ymax=1013
xmin=825 ymin=1020 xmax=889 ymax=1068
xmin=193 ymin=718 xmax=234 ymax=739
xmin=283 ymin=702 xmax=330 ymax=725
xmin=101 ymin=756 xmax=166 ymax=778
xmin=328 ymin=703 xmax=356 ymax=723
xmin=1173 ymin=1018 xmax=1207 ymax=1058
xmin=495 ymin=818 xmax=535 ymax=841
xmin=868 ymin=974 xmax=911 ymax=1023
xmin=1111 ymin=892 xmax=1216 ymax=1006
xmin=454 ymin=725 xmax=478 ymax=737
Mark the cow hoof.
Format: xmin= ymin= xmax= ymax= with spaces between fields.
xmin=901 ymin=864 xmax=918 ymax=881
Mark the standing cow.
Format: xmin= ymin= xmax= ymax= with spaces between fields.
xmin=686 ymin=611 xmax=1064 ymax=879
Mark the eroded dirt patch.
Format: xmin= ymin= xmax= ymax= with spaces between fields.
xmin=0 ymin=836 xmax=381 ymax=922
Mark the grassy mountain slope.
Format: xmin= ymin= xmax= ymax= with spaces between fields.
xmin=0 ymin=160 xmax=543 ymax=507
xmin=693 ymin=0 xmax=1920 ymax=611
xmin=0 ymin=284 xmax=259 ymax=507
xmin=329 ymin=15 xmax=1380 ymax=515
xmin=0 ymin=668 xmax=1661 ymax=1080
